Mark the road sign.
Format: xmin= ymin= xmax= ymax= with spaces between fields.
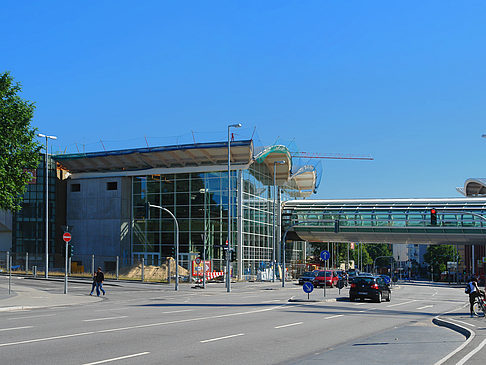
xmin=62 ymin=232 xmax=72 ymax=243
xmin=320 ymin=250 xmax=330 ymax=261
xmin=303 ymin=282 xmax=314 ymax=293
xmin=195 ymin=257 xmax=201 ymax=265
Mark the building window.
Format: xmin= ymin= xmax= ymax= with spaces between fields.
xmin=71 ymin=184 xmax=81 ymax=192
xmin=107 ymin=182 xmax=117 ymax=191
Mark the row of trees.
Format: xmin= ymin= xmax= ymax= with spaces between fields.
xmin=309 ymin=241 xmax=457 ymax=280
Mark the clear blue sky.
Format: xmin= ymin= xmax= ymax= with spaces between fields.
xmin=2 ymin=1 xmax=486 ymax=199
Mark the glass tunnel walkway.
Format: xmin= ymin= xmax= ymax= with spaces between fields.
xmin=282 ymin=198 xmax=486 ymax=245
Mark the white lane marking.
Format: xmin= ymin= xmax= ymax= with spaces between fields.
xmin=434 ymin=317 xmax=476 ymax=365
xmin=8 ymin=314 xmax=56 ymax=320
xmin=83 ymin=316 xmax=128 ymax=322
xmin=200 ymin=333 xmax=244 ymax=343
xmin=82 ymin=352 xmax=150 ymax=365
xmin=416 ymin=305 xmax=433 ymax=310
xmin=32 ymin=297 xmax=47 ymax=299
xmin=93 ymin=308 xmax=127 ymax=312
xmin=386 ymin=300 xmax=417 ymax=308
xmin=161 ymin=309 xmax=193 ymax=314
xmin=261 ymin=300 xmax=281 ymax=303
xmin=0 ymin=303 xmax=290 ymax=348
xmin=447 ymin=318 xmax=476 ymax=327
xmin=275 ymin=322 xmax=303 ymax=329
xmin=353 ymin=302 xmax=366 ymax=305
xmin=0 ymin=326 xmax=33 ymax=332
xmin=324 ymin=315 xmax=344 ymax=320
xmin=456 ymin=338 xmax=486 ymax=365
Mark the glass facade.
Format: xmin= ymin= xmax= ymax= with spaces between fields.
xmin=132 ymin=162 xmax=305 ymax=275
xmin=12 ymin=155 xmax=56 ymax=266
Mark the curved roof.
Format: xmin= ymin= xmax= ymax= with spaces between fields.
xmin=283 ymin=165 xmax=317 ymax=198
xmin=460 ymin=178 xmax=486 ymax=197
xmin=254 ymin=145 xmax=292 ymax=185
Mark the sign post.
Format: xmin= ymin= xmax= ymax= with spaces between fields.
xmin=320 ymin=250 xmax=330 ymax=297
xmin=63 ymin=232 xmax=72 ymax=294
xmin=303 ymin=281 xmax=314 ymax=300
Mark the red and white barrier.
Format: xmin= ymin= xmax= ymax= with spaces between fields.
xmin=205 ymin=271 xmax=224 ymax=280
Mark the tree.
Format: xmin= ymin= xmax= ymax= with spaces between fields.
xmin=424 ymin=245 xmax=454 ymax=281
xmin=0 ymin=72 xmax=40 ymax=211
xmin=366 ymin=243 xmax=393 ymax=268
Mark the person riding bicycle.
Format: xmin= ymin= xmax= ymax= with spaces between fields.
xmin=467 ymin=277 xmax=485 ymax=317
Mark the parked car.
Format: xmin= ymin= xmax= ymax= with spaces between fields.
xmin=313 ymin=270 xmax=339 ymax=288
xmin=298 ymin=271 xmax=318 ymax=285
xmin=349 ymin=276 xmax=391 ymax=302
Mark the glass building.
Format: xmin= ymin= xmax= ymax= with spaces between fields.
xmin=54 ymin=140 xmax=319 ymax=279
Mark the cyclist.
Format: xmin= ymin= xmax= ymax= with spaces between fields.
xmin=467 ymin=277 xmax=485 ymax=317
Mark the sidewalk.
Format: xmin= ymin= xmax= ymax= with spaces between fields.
xmin=0 ymin=277 xmax=102 ymax=312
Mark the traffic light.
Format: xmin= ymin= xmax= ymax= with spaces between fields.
xmin=230 ymin=249 xmax=236 ymax=262
xmin=69 ymin=244 xmax=74 ymax=257
xmin=430 ymin=209 xmax=437 ymax=226
xmin=334 ymin=219 xmax=340 ymax=233
xmin=145 ymin=202 xmax=150 ymax=219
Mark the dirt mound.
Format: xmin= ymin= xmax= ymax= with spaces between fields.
xmin=120 ymin=258 xmax=189 ymax=280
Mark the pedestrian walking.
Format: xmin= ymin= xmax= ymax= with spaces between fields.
xmin=95 ymin=267 xmax=105 ymax=296
xmin=89 ymin=272 xmax=96 ymax=295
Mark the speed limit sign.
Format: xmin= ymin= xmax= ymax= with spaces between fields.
xmin=195 ymin=257 xmax=201 ymax=265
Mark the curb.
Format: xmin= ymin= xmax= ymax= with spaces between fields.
xmin=288 ymin=297 xmax=346 ymax=303
xmin=432 ymin=316 xmax=472 ymax=339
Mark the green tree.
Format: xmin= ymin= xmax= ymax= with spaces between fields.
xmin=0 ymin=72 xmax=40 ymax=211
xmin=424 ymin=245 xmax=454 ymax=281
xmin=366 ymin=243 xmax=393 ymax=268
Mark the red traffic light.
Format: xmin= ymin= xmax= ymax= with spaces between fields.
xmin=431 ymin=209 xmax=436 ymax=214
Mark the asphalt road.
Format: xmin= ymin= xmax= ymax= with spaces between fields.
xmin=0 ymin=278 xmax=477 ymax=364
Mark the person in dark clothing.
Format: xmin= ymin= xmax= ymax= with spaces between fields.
xmin=95 ymin=267 xmax=105 ymax=296
xmin=89 ymin=272 xmax=97 ymax=296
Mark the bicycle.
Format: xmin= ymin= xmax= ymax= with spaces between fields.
xmin=472 ymin=296 xmax=486 ymax=317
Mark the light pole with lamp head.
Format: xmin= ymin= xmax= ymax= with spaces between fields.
xmin=272 ymin=160 xmax=286 ymax=282
xmin=38 ymin=133 xmax=57 ymax=278
xmin=227 ymin=123 xmax=241 ymax=293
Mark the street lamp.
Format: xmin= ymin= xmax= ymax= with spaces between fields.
xmin=227 ymin=123 xmax=241 ymax=293
xmin=272 ymin=160 xmax=286 ymax=282
xmin=38 ymin=133 xmax=57 ymax=278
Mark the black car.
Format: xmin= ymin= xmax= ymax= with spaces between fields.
xmin=298 ymin=271 xmax=317 ymax=285
xmin=349 ymin=276 xmax=391 ymax=302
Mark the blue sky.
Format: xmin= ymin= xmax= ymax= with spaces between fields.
xmin=2 ymin=1 xmax=486 ymax=199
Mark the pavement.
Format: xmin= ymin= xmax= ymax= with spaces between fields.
xmin=0 ymin=275 xmax=103 ymax=312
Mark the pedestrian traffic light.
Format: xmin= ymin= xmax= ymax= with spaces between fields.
xmin=230 ymin=250 xmax=236 ymax=262
xmin=145 ymin=202 xmax=150 ymax=219
xmin=70 ymin=244 xmax=74 ymax=257
xmin=334 ymin=219 xmax=340 ymax=233
xmin=430 ymin=209 xmax=437 ymax=226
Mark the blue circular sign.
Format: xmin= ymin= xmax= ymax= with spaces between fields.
xmin=303 ymin=282 xmax=314 ymax=293
xmin=320 ymin=250 xmax=330 ymax=261
xmin=382 ymin=275 xmax=391 ymax=284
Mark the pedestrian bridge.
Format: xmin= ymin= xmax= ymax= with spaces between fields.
xmin=282 ymin=198 xmax=486 ymax=245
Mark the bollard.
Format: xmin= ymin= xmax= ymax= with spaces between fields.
xmin=91 ymin=255 xmax=95 ymax=275
xmin=116 ymin=256 xmax=119 ymax=280
xmin=33 ymin=265 xmax=37 ymax=278
xmin=168 ymin=258 xmax=171 ymax=284
xmin=9 ymin=256 xmax=12 ymax=295
xmin=141 ymin=257 xmax=145 ymax=282
xmin=6 ymin=251 xmax=10 ymax=272
xmin=26 ymin=252 xmax=29 ymax=274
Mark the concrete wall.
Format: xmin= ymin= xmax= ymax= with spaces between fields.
xmin=67 ymin=177 xmax=131 ymax=270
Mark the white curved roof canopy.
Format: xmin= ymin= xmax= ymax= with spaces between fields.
xmin=459 ymin=178 xmax=486 ymax=197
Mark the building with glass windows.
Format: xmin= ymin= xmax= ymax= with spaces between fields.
xmin=53 ymin=140 xmax=319 ymax=279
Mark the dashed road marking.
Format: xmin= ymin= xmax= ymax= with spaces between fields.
xmin=275 ymin=322 xmax=303 ymax=329
xmin=200 ymin=333 xmax=244 ymax=343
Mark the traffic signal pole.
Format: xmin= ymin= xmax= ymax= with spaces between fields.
xmin=64 ymin=241 xmax=68 ymax=294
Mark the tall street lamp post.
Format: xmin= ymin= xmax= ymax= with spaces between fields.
xmin=227 ymin=123 xmax=241 ymax=293
xmin=38 ymin=133 xmax=57 ymax=278
xmin=272 ymin=160 xmax=286 ymax=282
